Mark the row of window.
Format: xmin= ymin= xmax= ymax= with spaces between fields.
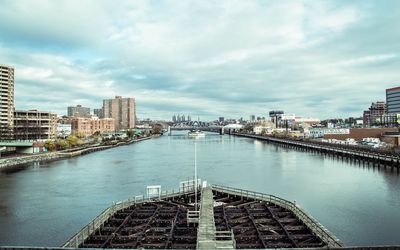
xmin=387 ymin=99 xmax=400 ymax=106
xmin=387 ymin=92 xmax=400 ymax=100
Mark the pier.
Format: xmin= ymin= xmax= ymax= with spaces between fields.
xmin=235 ymin=133 xmax=400 ymax=171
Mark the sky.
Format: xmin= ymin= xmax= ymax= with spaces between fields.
xmin=0 ymin=0 xmax=399 ymax=120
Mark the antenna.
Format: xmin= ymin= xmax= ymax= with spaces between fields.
xmin=194 ymin=140 xmax=198 ymax=211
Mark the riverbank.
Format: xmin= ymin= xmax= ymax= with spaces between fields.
xmin=0 ymin=135 xmax=158 ymax=172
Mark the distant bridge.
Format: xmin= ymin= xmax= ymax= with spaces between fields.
xmin=167 ymin=123 xmax=239 ymax=136
xmin=171 ymin=121 xmax=212 ymax=127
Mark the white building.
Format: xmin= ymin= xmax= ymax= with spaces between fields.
xmin=294 ymin=117 xmax=320 ymax=124
xmin=308 ymin=128 xmax=350 ymax=138
xmin=57 ymin=123 xmax=72 ymax=138
xmin=253 ymin=126 xmax=273 ymax=135
xmin=224 ymin=124 xmax=243 ymax=129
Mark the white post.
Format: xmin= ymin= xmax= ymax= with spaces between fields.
xmin=195 ymin=140 xmax=198 ymax=211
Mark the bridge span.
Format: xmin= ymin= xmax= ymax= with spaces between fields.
xmin=167 ymin=125 xmax=239 ymax=136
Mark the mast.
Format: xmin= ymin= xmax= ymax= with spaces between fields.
xmin=194 ymin=140 xmax=198 ymax=211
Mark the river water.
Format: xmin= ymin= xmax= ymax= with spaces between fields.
xmin=0 ymin=132 xmax=400 ymax=247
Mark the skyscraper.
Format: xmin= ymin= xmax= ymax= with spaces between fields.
xmin=0 ymin=64 xmax=14 ymax=139
xmin=94 ymin=108 xmax=103 ymax=118
xmin=103 ymin=96 xmax=136 ymax=131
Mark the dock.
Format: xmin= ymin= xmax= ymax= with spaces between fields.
xmin=235 ymin=133 xmax=400 ymax=171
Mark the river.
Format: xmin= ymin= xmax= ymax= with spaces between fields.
xmin=0 ymin=132 xmax=400 ymax=247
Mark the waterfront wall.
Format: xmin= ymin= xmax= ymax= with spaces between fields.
xmin=0 ymin=152 xmax=64 ymax=171
xmin=0 ymin=136 xmax=156 ymax=172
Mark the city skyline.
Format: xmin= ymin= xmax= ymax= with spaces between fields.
xmin=1 ymin=1 xmax=400 ymax=119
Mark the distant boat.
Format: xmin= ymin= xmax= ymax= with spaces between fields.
xmin=188 ymin=129 xmax=205 ymax=137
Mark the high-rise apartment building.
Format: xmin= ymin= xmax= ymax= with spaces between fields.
xmin=386 ymin=87 xmax=400 ymax=114
xmin=93 ymin=108 xmax=103 ymax=118
xmin=67 ymin=105 xmax=90 ymax=118
xmin=103 ymin=96 xmax=136 ymax=131
xmin=0 ymin=64 xmax=14 ymax=139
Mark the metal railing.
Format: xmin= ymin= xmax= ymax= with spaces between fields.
xmin=211 ymin=184 xmax=343 ymax=248
xmin=187 ymin=210 xmax=200 ymax=224
xmin=215 ymin=230 xmax=236 ymax=249
xmin=63 ymin=183 xmax=343 ymax=248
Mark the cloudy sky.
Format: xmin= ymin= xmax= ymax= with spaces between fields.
xmin=0 ymin=0 xmax=399 ymax=120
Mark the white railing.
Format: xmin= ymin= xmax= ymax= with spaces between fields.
xmin=215 ymin=230 xmax=236 ymax=249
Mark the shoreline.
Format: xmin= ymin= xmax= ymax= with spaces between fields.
xmin=0 ymin=135 xmax=158 ymax=172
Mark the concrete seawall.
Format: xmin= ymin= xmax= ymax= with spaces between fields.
xmin=0 ymin=136 xmax=156 ymax=172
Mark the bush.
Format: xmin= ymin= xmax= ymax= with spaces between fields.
xmin=67 ymin=135 xmax=79 ymax=146
xmin=44 ymin=140 xmax=56 ymax=151
xmin=56 ymin=140 xmax=69 ymax=150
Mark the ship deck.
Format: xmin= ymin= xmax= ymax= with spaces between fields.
xmin=62 ymin=184 xmax=343 ymax=249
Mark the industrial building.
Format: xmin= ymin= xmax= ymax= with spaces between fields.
xmin=13 ymin=110 xmax=57 ymax=140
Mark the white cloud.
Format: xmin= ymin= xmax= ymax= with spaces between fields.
xmin=0 ymin=0 xmax=399 ymax=119
xmin=339 ymin=54 xmax=397 ymax=66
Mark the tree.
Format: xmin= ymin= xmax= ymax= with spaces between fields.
xmin=44 ymin=140 xmax=56 ymax=151
xmin=74 ymin=131 xmax=86 ymax=139
xmin=56 ymin=140 xmax=68 ymax=150
xmin=152 ymin=124 xmax=163 ymax=135
xmin=67 ymin=135 xmax=78 ymax=146
xmin=127 ymin=129 xmax=135 ymax=138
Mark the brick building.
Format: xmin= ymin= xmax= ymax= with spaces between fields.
xmin=71 ymin=117 xmax=115 ymax=137
xmin=103 ymin=96 xmax=136 ymax=131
